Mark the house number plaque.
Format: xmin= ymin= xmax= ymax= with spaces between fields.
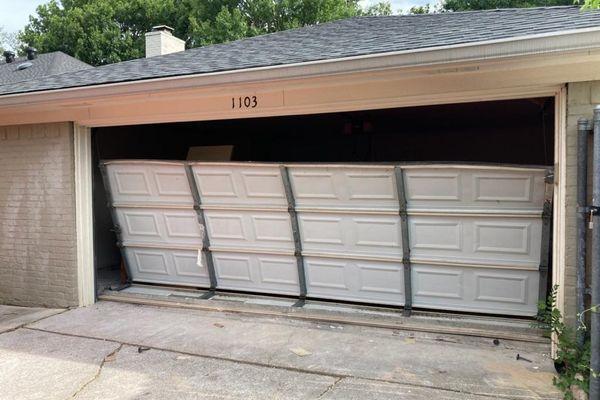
xmin=231 ymin=95 xmax=258 ymax=109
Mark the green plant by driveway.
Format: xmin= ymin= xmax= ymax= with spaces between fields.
xmin=534 ymin=286 xmax=595 ymax=399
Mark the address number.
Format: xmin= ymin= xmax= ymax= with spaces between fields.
xmin=232 ymin=95 xmax=258 ymax=109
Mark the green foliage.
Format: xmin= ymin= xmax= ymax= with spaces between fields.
xmin=534 ymin=286 xmax=591 ymax=399
xmin=409 ymin=5 xmax=431 ymax=14
xmin=362 ymin=1 xmax=393 ymax=16
xmin=582 ymin=0 xmax=600 ymax=8
xmin=441 ymin=0 xmax=576 ymax=11
xmin=18 ymin=0 xmax=392 ymax=66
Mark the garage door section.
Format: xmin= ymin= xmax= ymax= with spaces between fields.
xmin=101 ymin=161 xmax=210 ymax=287
xmin=287 ymin=165 xmax=405 ymax=306
xmin=403 ymin=166 xmax=548 ymax=316
xmin=101 ymin=161 xmax=550 ymax=317
xmin=189 ymin=163 xmax=300 ymax=296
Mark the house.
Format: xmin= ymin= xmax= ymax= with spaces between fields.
xmin=0 ymin=48 xmax=92 ymax=85
xmin=0 ymin=6 xmax=598 ymax=333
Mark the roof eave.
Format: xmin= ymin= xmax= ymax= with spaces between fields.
xmin=1 ymin=26 xmax=600 ymax=108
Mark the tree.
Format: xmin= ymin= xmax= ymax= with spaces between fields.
xmin=19 ymin=0 xmax=392 ymax=66
xmin=0 ymin=26 xmax=20 ymax=54
xmin=409 ymin=5 xmax=431 ymax=13
xmin=441 ymin=0 xmax=575 ymax=11
xmin=582 ymin=0 xmax=600 ymax=8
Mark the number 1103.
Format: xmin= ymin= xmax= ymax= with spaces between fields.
xmin=232 ymin=96 xmax=258 ymax=109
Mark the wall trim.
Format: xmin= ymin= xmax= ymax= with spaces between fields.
xmin=71 ymin=84 xmax=564 ymax=313
xmin=74 ymin=123 xmax=95 ymax=306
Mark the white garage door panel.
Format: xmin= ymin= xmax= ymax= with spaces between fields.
xmin=117 ymin=208 xmax=203 ymax=247
xmin=409 ymin=216 xmax=541 ymax=267
xmin=106 ymin=162 xmax=193 ymax=206
xmin=212 ymin=252 xmax=300 ymax=295
xmin=104 ymin=161 xmax=548 ymax=317
xmin=125 ymin=247 xmax=209 ymax=287
xmin=305 ymin=257 xmax=404 ymax=305
xmin=411 ymin=264 xmax=539 ymax=316
xmin=403 ymin=167 xmax=546 ymax=212
xmin=204 ymin=210 xmax=294 ymax=251
xmin=288 ymin=166 xmax=398 ymax=211
xmin=190 ymin=163 xmax=287 ymax=208
xmin=299 ymin=212 xmax=402 ymax=258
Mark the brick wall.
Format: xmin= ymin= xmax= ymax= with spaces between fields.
xmin=564 ymin=82 xmax=599 ymax=325
xmin=0 ymin=122 xmax=78 ymax=308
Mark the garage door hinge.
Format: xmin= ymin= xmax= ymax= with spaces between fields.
xmin=545 ymin=171 xmax=554 ymax=184
xmin=402 ymin=256 xmax=411 ymax=266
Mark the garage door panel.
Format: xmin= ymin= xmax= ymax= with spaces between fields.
xmin=404 ymin=167 xmax=546 ymax=212
xmin=117 ymin=208 xmax=203 ymax=247
xmin=106 ymin=162 xmax=193 ymax=206
xmin=213 ymin=252 xmax=299 ymax=295
xmin=409 ymin=216 xmax=541 ymax=267
xmin=299 ymin=213 xmax=402 ymax=257
xmin=191 ymin=164 xmax=287 ymax=208
xmin=305 ymin=257 xmax=404 ymax=305
xmin=104 ymin=161 xmax=547 ymax=317
xmin=205 ymin=210 xmax=294 ymax=250
xmin=412 ymin=267 xmax=463 ymax=300
xmin=288 ymin=166 xmax=398 ymax=211
xmin=125 ymin=247 xmax=209 ymax=287
xmin=412 ymin=264 xmax=538 ymax=316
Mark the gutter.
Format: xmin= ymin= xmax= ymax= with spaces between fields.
xmin=1 ymin=26 xmax=600 ymax=107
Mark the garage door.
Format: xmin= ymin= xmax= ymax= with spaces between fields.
xmin=101 ymin=161 xmax=550 ymax=316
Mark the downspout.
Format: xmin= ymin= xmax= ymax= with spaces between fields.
xmin=577 ymin=118 xmax=592 ymax=348
xmin=589 ymin=106 xmax=600 ymax=400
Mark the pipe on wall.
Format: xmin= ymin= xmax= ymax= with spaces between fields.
xmin=577 ymin=118 xmax=592 ymax=348
xmin=589 ymin=106 xmax=600 ymax=400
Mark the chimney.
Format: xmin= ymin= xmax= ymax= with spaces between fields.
xmin=145 ymin=25 xmax=185 ymax=58
xmin=3 ymin=51 xmax=15 ymax=64
xmin=26 ymin=47 xmax=37 ymax=60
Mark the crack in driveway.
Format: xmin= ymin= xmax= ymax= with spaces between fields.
xmin=317 ymin=377 xmax=343 ymax=399
xmin=69 ymin=343 xmax=123 ymax=399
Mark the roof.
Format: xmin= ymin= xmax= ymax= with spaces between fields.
xmin=1 ymin=6 xmax=600 ymax=96
xmin=0 ymin=51 xmax=92 ymax=86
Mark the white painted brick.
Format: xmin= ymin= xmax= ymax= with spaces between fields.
xmin=0 ymin=122 xmax=78 ymax=308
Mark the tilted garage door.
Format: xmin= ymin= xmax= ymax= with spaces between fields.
xmin=102 ymin=161 xmax=550 ymax=316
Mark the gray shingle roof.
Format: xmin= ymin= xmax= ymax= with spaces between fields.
xmin=0 ymin=51 xmax=92 ymax=86
xmin=1 ymin=6 xmax=599 ymax=96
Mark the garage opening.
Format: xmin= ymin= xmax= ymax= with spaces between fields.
xmin=93 ymin=97 xmax=554 ymax=317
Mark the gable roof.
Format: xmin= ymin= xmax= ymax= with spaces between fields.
xmin=0 ymin=51 xmax=92 ymax=85
xmin=1 ymin=6 xmax=600 ymax=97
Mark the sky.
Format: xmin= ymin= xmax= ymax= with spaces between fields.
xmin=0 ymin=0 xmax=433 ymax=34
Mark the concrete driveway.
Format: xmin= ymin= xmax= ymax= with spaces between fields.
xmin=0 ymin=301 xmax=560 ymax=399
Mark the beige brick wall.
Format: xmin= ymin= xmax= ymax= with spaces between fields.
xmin=565 ymin=82 xmax=599 ymax=325
xmin=0 ymin=122 xmax=78 ymax=308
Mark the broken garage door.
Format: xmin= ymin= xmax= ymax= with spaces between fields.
xmin=102 ymin=161 xmax=551 ymax=316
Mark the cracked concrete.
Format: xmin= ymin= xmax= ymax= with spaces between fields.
xmin=69 ymin=344 xmax=124 ymax=399
xmin=0 ymin=301 xmax=561 ymax=399
xmin=29 ymin=301 xmax=560 ymax=399
xmin=317 ymin=377 xmax=343 ymax=398
xmin=0 ymin=305 xmax=64 ymax=333
xmin=0 ymin=328 xmax=120 ymax=400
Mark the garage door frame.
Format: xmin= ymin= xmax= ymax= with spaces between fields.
xmin=73 ymin=85 xmax=567 ymax=314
